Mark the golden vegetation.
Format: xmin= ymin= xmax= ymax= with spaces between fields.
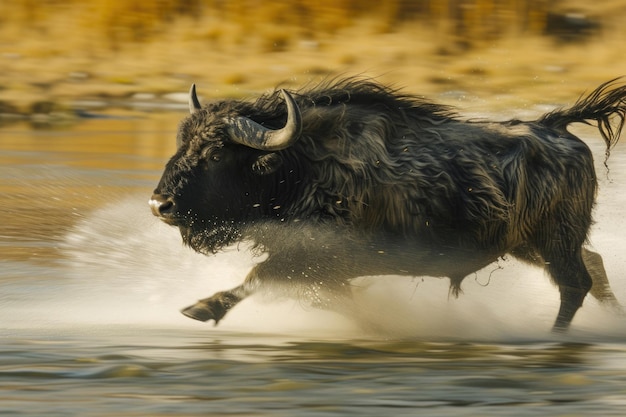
xmin=1 ymin=0 xmax=557 ymax=49
xmin=1 ymin=0 xmax=626 ymax=112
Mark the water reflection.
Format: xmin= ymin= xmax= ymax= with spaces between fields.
xmin=0 ymin=115 xmax=181 ymax=264
xmin=3 ymin=325 xmax=626 ymax=416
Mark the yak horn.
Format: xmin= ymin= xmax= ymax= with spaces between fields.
xmin=189 ymin=84 xmax=202 ymax=114
xmin=226 ymin=90 xmax=302 ymax=151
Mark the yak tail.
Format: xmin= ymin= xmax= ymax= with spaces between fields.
xmin=539 ymin=77 xmax=626 ymax=161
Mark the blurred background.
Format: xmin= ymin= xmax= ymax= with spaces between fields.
xmin=3 ymin=4 xmax=626 ymax=414
xmin=1 ymin=0 xmax=626 ymax=119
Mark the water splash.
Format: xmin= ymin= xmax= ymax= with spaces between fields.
xmin=3 ymin=192 xmax=620 ymax=341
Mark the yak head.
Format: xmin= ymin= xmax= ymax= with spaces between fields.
xmin=150 ymin=85 xmax=303 ymax=254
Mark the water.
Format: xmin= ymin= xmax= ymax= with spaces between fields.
xmin=1 ymin=112 xmax=626 ymax=416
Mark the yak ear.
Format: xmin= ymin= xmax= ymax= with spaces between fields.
xmin=252 ymin=153 xmax=283 ymax=176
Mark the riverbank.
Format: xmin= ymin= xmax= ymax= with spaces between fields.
xmin=2 ymin=2 xmax=626 ymax=123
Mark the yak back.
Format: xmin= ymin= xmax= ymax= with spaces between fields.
xmin=233 ymin=79 xmax=596 ymax=251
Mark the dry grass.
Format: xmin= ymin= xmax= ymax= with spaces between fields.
xmin=1 ymin=0 xmax=626 ymax=112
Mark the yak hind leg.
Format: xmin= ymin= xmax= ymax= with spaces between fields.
xmin=548 ymin=249 xmax=593 ymax=332
xmin=512 ymin=245 xmax=623 ymax=314
xmin=511 ymin=245 xmax=623 ymax=312
xmin=530 ymin=237 xmax=594 ymax=333
xmin=582 ymin=248 xmax=624 ymax=313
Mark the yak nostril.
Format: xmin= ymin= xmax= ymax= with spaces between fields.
xmin=158 ymin=199 xmax=174 ymax=214
xmin=149 ymin=194 xmax=176 ymax=217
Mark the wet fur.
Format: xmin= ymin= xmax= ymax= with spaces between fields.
xmin=154 ymin=77 xmax=626 ymax=330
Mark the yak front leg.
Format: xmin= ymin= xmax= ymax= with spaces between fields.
xmin=181 ymin=269 xmax=261 ymax=325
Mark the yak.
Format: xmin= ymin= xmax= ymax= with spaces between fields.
xmin=150 ymin=77 xmax=626 ymax=332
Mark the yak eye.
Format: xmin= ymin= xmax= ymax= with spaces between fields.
xmin=201 ymin=147 xmax=222 ymax=163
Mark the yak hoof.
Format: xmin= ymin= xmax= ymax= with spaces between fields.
xmin=181 ymin=303 xmax=218 ymax=324
xmin=180 ymin=292 xmax=239 ymax=325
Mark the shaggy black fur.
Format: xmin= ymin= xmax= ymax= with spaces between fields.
xmin=151 ymin=77 xmax=626 ymax=331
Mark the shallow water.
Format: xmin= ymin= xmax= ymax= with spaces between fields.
xmin=1 ymin=111 xmax=626 ymax=416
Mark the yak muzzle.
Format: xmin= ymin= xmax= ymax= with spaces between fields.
xmin=149 ymin=194 xmax=177 ymax=221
